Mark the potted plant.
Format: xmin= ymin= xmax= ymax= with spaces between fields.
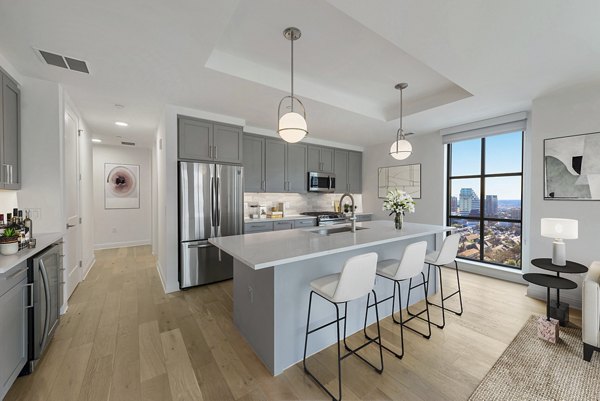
xmin=0 ymin=228 xmax=19 ymax=255
xmin=382 ymin=189 xmax=415 ymax=230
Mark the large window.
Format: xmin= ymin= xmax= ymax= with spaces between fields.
xmin=447 ymin=131 xmax=523 ymax=269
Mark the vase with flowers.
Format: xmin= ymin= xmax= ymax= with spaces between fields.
xmin=382 ymin=189 xmax=415 ymax=230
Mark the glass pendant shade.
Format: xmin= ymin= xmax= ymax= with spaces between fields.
xmin=278 ymin=111 xmax=307 ymax=143
xmin=390 ymin=139 xmax=412 ymax=160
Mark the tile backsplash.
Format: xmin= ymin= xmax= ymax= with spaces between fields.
xmin=244 ymin=192 xmax=363 ymax=216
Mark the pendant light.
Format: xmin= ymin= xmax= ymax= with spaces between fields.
xmin=277 ymin=27 xmax=308 ymax=143
xmin=389 ymin=83 xmax=412 ymax=160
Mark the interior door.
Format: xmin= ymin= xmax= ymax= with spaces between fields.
xmin=64 ymin=110 xmax=81 ymax=301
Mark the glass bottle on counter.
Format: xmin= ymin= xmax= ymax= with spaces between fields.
xmin=24 ymin=210 xmax=33 ymax=240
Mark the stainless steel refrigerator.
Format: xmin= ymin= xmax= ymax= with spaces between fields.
xmin=179 ymin=162 xmax=243 ymax=288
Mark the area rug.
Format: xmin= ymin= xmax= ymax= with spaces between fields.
xmin=469 ymin=315 xmax=600 ymax=401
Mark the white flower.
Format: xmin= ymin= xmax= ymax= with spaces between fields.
xmin=382 ymin=189 xmax=416 ymax=215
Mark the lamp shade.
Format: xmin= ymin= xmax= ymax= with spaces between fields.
xmin=541 ymin=218 xmax=578 ymax=239
xmin=389 ymin=139 xmax=412 ymax=160
xmin=278 ymin=111 xmax=307 ymax=143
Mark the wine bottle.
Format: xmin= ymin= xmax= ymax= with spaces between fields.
xmin=24 ymin=210 xmax=32 ymax=240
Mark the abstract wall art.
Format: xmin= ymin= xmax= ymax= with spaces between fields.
xmin=105 ymin=163 xmax=140 ymax=209
xmin=378 ymin=163 xmax=421 ymax=199
xmin=544 ymin=132 xmax=600 ymax=200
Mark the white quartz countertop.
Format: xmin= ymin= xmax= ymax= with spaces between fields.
xmin=0 ymin=232 xmax=63 ymax=276
xmin=244 ymin=215 xmax=316 ymax=224
xmin=210 ymin=221 xmax=451 ymax=270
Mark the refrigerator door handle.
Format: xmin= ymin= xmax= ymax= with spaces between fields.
xmin=210 ymin=176 xmax=216 ymax=228
xmin=188 ymin=243 xmax=211 ymax=249
xmin=216 ymin=177 xmax=221 ymax=227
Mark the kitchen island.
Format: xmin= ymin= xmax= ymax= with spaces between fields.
xmin=209 ymin=221 xmax=451 ymax=375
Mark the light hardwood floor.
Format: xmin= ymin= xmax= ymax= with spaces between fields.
xmin=5 ymin=245 xmax=581 ymax=401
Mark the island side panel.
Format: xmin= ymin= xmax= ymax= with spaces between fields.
xmin=272 ymin=234 xmax=437 ymax=375
xmin=233 ymin=259 xmax=276 ymax=373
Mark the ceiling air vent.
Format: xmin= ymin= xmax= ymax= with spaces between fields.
xmin=121 ymin=141 xmax=136 ymax=146
xmin=36 ymin=49 xmax=90 ymax=74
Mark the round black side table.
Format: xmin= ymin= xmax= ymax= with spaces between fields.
xmin=523 ymin=273 xmax=577 ymax=321
xmin=530 ymin=258 xmax=588 ymax=326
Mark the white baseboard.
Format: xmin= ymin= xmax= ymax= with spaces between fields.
xmin=94 ymin=239 xmax=151 ymax=250
xmin=457 ymin=260 xmax=527 ymax=285
xmin=155 ymin=260 xmax=179 ymax=294
xmin=81 ymin=255 xmax=96 ymax=280
xmin=527 ymin=286 xmax=582 ymax=310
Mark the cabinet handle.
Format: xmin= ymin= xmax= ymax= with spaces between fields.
xmin=2 ymin=164 xmax=8 ymax=183
xmin=214 ymin=146 xmax=218 ymax=159
xmin=26 ymin=283 xmax=34 ymax=308
xmin=209 ymin=146 xmax=212 ymax=158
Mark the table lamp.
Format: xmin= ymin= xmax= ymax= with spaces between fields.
xmin=540 ymin=218 xmax=578 ymax=266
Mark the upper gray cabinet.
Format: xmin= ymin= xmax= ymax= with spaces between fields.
xmin=265 ymin=138 xmax=286 ymax=193
xmin=242 ymin=133 xmax=360 ymax=194
xmin=243 ymin=134 xmax=265 ymax=192
xmin=333 ymin=150 xmax=362 ymax=193
xmin=307 ymin=146 xmax=334 ymax=173
xmin=243 ymin=134 xmax=307 ymax=193
xmin=1 ymin=72 xmax=21 ymax=190
xmin=178 ymin=116 xmax=242 ymax=164
xmin=334 ymin=149 xmax=349 ymax=192
xmin=285 ymin=143 xmax=307 ymax=193
xmin=348 ymin=151 xmax=362 ymax=193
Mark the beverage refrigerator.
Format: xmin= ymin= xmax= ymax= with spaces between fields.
xmin=178 ymin=162 xmax=243 ymax=288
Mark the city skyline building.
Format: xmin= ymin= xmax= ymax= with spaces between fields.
xmin=459 ymin=188 xmax=479 ymax=215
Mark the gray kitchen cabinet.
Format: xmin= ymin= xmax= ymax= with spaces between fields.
xmin=334 ymin=149 xmax=349 ymax=193
xmin=244 ymin=221 xmax=274 ymax=233
xmin=1 ymin=71 xmax=21 ymax=190
xmin=348 ymin=151 xmax=362 ymax=193
xmin=0 ymin=266 xmax=28 ymax=400
xmin=334 ymin=150 xmax=362 ymax=193
xmin=213 ymin=123 xmax=243 ymax=164
xmin=293 ymin=219 xmax=317 ymax=228
xmin=243 ymin=134 xmax=265 ymax=192
xmin=265 ymin=138 xmax=286 ymax=192
xmin=307 ymin=146 xmax=334 ymax=173
xmin=285 ymin=143 xmax=307 ymax=193
xmin=178 ymin=118 xmax=212 ymax=161
xmin=178 ymin=117 xmax=242 ymax=164
xmin=273 ymin=221 xmax=293 ymax=231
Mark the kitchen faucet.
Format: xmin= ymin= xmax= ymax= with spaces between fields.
xmin=339 ymin=193 xmax=356 ymax=232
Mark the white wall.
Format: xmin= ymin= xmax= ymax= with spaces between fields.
xmin=79 ymin=121 xmax=95 ymax=273
xmin=526 ymin=82 xmax=600 ymax=307
xmin=16 ymin=77 xmax=64 ymax=234
xmin=362 ymin=133 xmax=445 ymax=224
xmin=93 ymin=144 xmax=151 ymax=249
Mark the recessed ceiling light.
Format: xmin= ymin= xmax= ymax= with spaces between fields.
xmin=114 ymin=104 xmax=125 ymax=109
xmin=115 ymin=121 xmax=128 ymax=127
xmin=92 ymin=138 xmax=102 ymax=143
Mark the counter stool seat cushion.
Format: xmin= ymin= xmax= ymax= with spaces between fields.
xmin=310 ymin=274 xmax=341 ymax=301
xmin=376 ymin=259 xmax=401 ymax=280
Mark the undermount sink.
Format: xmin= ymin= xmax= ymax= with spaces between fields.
xmin=310 ymin=226 xmax=369 ymax=236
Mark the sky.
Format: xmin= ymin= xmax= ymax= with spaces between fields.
xmin=450 ymin=131 xmax=522 ymax=200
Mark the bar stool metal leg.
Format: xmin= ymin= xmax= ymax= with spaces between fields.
xmin=425 ymin=261 xmax=464 ymax=329
xmin=304 ymin=290 xmax=384 ymax=401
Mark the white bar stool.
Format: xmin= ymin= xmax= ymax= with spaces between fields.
xmin=303 ymin=252 xmax=384 ymax=401
xmin=364 ymin=241 xmax=430 ymax=359
xmin=408 ymin=233 xmax=463 ymax=329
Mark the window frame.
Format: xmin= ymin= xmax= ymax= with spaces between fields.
xmin=446 ymin=131 xmax=524 ymax=269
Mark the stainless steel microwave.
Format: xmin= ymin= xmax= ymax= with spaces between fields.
xmin=307 ymin=172 xmax=335 ymax=193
